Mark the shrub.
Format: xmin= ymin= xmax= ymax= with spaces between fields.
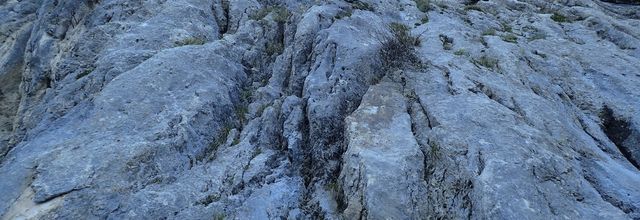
xmin=336 ymin=9 xmax=353 ymax=19
xmin=502 ymin=34 xmax=518 ymax=43
xmin=196 ymin=194 xmax=221 ymax=206
xmin=197 ymin=124 xmax=233 ymax=162
xmin=326 ymin=181 xmax=340 ymax=193
xmin=463 ymin=5 xmax=483 ymax=12
xmin=379 ymin=23 xmax=422 ymax=70
xmin=429 ymin=141 xmax=441 ymax=159
xmin=473 ymin=55 xmax=499 ymax=69
xmin=439 ymin=34 xmax=454 ymax=50
xmin=414 ymin=0 xmax=430 ymax=12
xmin=482 ymin=29 xmax=496 ymax=36
xmin=214 ymin=213 xmax=225 ymax=220
xmin=76 ymin=67 xmax=95 ymax=79
xmin=236 ymin=106 xmax=248 ymax=124
xmin=389 ymin=23 xmax=421 ymax=46
xmin=250 ymin=7 xmax=270 ymax=20
xmin=454 ymin=49 xmax=468 ymax=56
xmin=265 ymin=42 xmax=284 ymax=56
xmin=348 ymin=0 xmax=374 ymax=11
xmin=250 ymin=6 xmax=290 ymax=23
xmin=272 ymin=6 xmax=290 ymax=23
xmin=551 ymin=13 xmax=568 ymax=23
xmin=501 ymin=22 xmax=512 ymax=32
xmin=421 ymin=15 xmax=429 ymax=24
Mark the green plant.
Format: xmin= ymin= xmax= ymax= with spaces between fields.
xmin=434 ymin=1 xmax=449 ymax=9
xmin=325 ymin=180 xmax=341 ymax=194
xmin=379 ymin=23 xmax=422 ymax=70
xmin=249 ymin=6 xmax=290 ymax=23
xmin=439 ymin=34 xmax=454 ymax=50
xmin=464 ymin=5 xmax=483 ymax=12
xmin=421 ymin=15 xmax=429 ymax=24
xmin=414 ymin=0 xmax=430 ymax=12
xmin=76 ymin=67 xmax=95 ymax=79
xmin=272 ymin=6 xmax=290 ymax=23
xmin=252 ymin=148 xmax=262 ymax=159
xmin=454 ymin=49 xmax=468 ymax=56
xmin=197 ymin=124 xmax=233 ymax=162
xmin=502 ymin=34 xmax=518 ymax=43
xmin=389 ymin=23 xmax=420 ymax=46
xmin=175 ymin=37 xmax=206 ymax=46
xmin=240 ymin=89 xmax=252 ymax=102
xmin=429 ymin=141 xmax=441 ymax=158
xmin=232 ymin=136 xmax=240 ymax=145
xmin=148 ymin=177 xmax=163 ymax=185
xmin=403 ymin=89 xmax=418 ymax=101
xmin=473 ymin=55 xmax=499 ymax=69
xmin=265 ymin=42 xmax=284 ymax=56
xmin=336 ymin=9 xmax=353 ymax=19
xmin=214 ymin=213 xmax=226 ymax=220
xmin=551 ymin=13 xmax=568 ymax=23
xmin=196 ymin=194 xmax=221 ymax=206
xmin=250 ymin=7 xmax=271 ymax=20
xmin=482 ymin=29 xmax=496 ymax=36
xmin=349 ymin=0 xmax=374 ymax=11
xmin=479 ymin=36 xmax=488 ymax=47
xmin=236 ymin=106 xmax=248 ymax=124
xmin=501 ymin=22 xmax=512 ymax=32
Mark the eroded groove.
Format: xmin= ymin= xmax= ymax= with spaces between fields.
xmin=600 ymin=106 xmax=640 ymax=170
xmin=583 ymin=170 xmax=636 ymax=216
xmin=212 ymin=0 xmax=231 ymax=35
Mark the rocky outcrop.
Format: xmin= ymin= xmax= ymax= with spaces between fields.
xmin=340 ymin=82 xmax=427 ymax=219
xmin=0 ymin=0 xmax=639 ymax=219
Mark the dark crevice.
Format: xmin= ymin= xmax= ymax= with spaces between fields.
xmin=212 ymin=0 xmax=231 ymax=36
xmin=599 ymin=106 xmax=640 ymax=170
xmin=600 ymin=0 xmax=640 ymax=5
xmin=469 ymin=81 xmax=512 ymax=112
xmin=34 ymin=187 xmax=83 ymax=204
xmin=407 ymin=94 xmax=430 ymax=180
xmin=476 ymin=151 xmax=485 ymax=176
xmin=438 ymin=67 xmax=456 ymax=95
xmin=583 ymin=170 xmax=636 ymax=216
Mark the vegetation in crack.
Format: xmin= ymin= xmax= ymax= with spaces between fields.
xmin=75 ymin=66 xmax=95 ymax=79
xmin=250 ymin=5 xmax=290 ymax=23
xmin=414 ymin=0 xmax=431 ymax=12
xmin=439 ymin=34 xmax=454 ymax=50
xmin=551 ymin=12 xmax=569 ymax=23
xmin=199 ymin=128 xmax=226 ymax=162
xmin=472 ymin=55 xmax=499 ymax=70
xmin=2 ymin=0 xmax=640 ymax=218
xmin=379 ymin=23 xmax=423 ymax=72
xmin=347 ymin=0 xmax=374 ymax=11
xmin=174 ymin=37 xmax=207 ymax=46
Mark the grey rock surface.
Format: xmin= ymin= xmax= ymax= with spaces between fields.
xmin=0 ymin=0 xmax=639 ymax=219
xmin=340 ymin=82 xmax=428 ymax=219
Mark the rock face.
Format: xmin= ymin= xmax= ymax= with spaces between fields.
xmin=340 ymin=82 xmax=427 ymax=219
xmin=0 ymin=0 xmax=639 ymax=219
